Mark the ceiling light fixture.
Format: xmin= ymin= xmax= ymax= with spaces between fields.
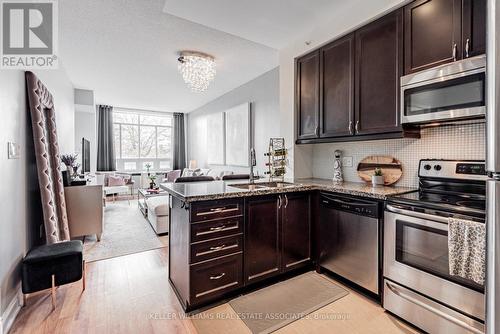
xmin=177 ymin=51 xmax=216 ymax=92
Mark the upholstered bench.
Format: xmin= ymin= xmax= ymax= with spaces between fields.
xmin=22 ymin=240 xmax=85 ymax=310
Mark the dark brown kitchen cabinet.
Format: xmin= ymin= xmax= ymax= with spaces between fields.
xmin=245 ymin=196 xmax=281 ymax=284
xmin=319 ymin=34 xmax=355 ymax=138
xmin=281 ymin=193 xmax=311 ymax=272
xmin=245 ymin=193 xmax=311 ymax=284
xmin=296 ymin=51 xmax=320 ymax=140
xmin=355 ymin=9 xmax=403 ymax=135
xmin=404 ymin=0 xmax=486 ymax=74
xmin=404 ymin=0 xmax=462 ymax=74
xmin=462 ymin=0 xmax=486 ymax=58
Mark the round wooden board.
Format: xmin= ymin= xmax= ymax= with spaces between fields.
xmin=357 ymin=156 xmax=402 ymax=186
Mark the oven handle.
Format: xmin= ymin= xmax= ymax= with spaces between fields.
xmin=386 ymin=204 xmax=449 ymax=224
xmin=385 ymin=281 xmax=483 ymax=334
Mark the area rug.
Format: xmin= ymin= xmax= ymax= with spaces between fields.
xmin=229 ymin=272 xmax=349 ymax=334
xmin=83 ymin=199 xmax=168 ymax=262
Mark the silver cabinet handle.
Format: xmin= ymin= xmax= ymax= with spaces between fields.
xmin=315 ymin=126 xmax=319 ymax=136
xmin=284 ymin=194 xmax=289 ymax=208
xmin=385 ymin=282 xmax=483 ymax=334
xmin=209 ymin=273 xmax=226 ymax=280
xmin=348 ymin=121 xmax=353 ymax=135
xmin=355 ymin=121 xmax=359 ymax=133
xmin=209 ymin=226 xmax=225 ymax=232
xmin=209 ymin=245 xmax=226 ymax=251
xmin=452 ymin=43 xmax=457 ymax=61
xmin=277 ymin=195 xmax=282 ymax=209
xmin=465 ymin=38 xmax=470 ymax=58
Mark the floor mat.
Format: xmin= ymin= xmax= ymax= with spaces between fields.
xmin=83 ymin=199 xmax=168 ymax=262
xmin=228 ymin=272 xmax=349 ymax=334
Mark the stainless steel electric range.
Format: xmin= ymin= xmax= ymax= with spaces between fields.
xmin=383 ymin=159 xmax=486 ymax=334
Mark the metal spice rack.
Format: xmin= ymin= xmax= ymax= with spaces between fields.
xmin=264 ymin=138 xmax=287 ymax=180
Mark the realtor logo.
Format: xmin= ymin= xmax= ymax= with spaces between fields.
xmin=1 ymin=0 xmax=58 ymax=69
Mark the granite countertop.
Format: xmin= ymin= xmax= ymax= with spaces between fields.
xmin=160 ymin=178 xmax=417 ymax=202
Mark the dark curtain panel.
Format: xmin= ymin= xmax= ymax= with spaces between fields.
xmin=173 ymin=112 xmax=186 ymax=170
xmin=96 ymin=105 xmax=116 ymax=171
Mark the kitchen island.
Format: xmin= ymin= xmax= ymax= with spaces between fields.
xmin=161 ymin=178 xmax=415 ymax=311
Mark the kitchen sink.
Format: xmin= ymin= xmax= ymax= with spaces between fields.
xmin=228 ymin=181 xmax=296 ymax=190
xmin=228 ymin=183 xmax=268 ymax=190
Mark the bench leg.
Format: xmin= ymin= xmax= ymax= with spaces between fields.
xmin=51 ymin=274 xmax=56 ymax=311
xmin=82 ymin=260 xmax=86 ymax=292
xmin=96 ymin=233 xmax=102 ymax=242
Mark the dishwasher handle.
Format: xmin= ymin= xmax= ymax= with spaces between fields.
xmin=321 ymin=194 xmax=379 ymax=218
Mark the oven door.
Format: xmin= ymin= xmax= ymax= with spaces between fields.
xmin=384 ymin=205 xmax=485 ymax=320
xmin=401 ymin=57 xmax=486 ymax=124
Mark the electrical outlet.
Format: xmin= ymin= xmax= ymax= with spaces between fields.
xmin=342 ymin=156 xmax=353 ymax=167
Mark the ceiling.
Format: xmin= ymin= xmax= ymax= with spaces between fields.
xmin=59 ymin=0 xmax=279 ymax=112
xmin=162 ymin=0 xmax=345 ymax=49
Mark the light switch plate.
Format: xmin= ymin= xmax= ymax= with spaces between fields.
xmin=7 ymin=142 xmax=20 ymax=159
xmin=342 ymin=156 xmax=353 ymax=167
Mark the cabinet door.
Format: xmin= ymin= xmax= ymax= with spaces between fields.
xmin=355 ymin=10 xmax=403 ymax=135
xmin=281 ymin=193 xmax=311 ymax=272
xmin=296 ymin=51 xmax=320 ymax=140
xmin=245 ymin=196 xmax=280 ymax=284
xmin=462 ymin=0 xmax=486 ymax=58
xmin=320 ymin=34 xmax=355 ymax=138
xmin=404 ymin=0 xmax=462 ymax=74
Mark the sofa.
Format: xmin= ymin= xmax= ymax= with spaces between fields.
xmin=146 ymin=195 xmax=169 ymax=235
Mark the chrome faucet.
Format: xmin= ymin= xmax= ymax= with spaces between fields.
xmin=249 ymin=148 xmax=257 ymax=183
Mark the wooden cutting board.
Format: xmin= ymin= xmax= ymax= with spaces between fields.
xmin=357 ymin=156 xmax=402 ymax=186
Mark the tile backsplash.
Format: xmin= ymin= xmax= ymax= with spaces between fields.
xmin=312 ymin=122 xmax=485 ymax=188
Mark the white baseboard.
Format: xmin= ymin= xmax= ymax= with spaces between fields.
xmin=0 ymin=285 xmax=22 ymax=334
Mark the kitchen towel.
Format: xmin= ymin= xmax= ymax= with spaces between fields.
xmin=448 ymin=217 xmax=486 ymax=285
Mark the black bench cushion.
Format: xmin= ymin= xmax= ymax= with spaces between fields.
xmin=22 ymin=240 xmax=83 ymax=294
xmin=23 ymin=240 xmax=83 ymax=264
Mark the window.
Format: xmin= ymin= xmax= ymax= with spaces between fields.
xmin=113 ymin=109 xmax=173 ymax=172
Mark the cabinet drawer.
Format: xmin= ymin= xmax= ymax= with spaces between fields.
xmin=190 ymin=235 xmax=243 ymax=263
xmin=190 ymin=253 xmax=243 ymax=305
xmin=191 ymin=217 xmax=243 ymax=242
xmin=191 ymin=199 xmax=243 ymax=223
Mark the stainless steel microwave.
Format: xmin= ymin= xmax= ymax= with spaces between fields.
xmin=401 ymin=55 xmax=486 ymax=124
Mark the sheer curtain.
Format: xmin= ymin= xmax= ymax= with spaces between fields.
xmin=96 ymin=105 xmax=116 ymax=171
xmin=173 ymin=112 xmax=186 ymax=170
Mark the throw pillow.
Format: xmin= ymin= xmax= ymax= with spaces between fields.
xmin=108 ymin=175 xmax=126 ymax=186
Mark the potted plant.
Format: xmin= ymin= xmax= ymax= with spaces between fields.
xmin=372 ymin=168 xmax=385 ymax=187
xmin=61 ymin=154 xmax=78 ymax=175
xmin=148 ymin=174 xmax=157 ymax=189
xmin=145 ymin=163 xmax=152 ymax=176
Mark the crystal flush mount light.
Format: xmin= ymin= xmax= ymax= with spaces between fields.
xmin=177 ymin=51 xmax=216 ymax=92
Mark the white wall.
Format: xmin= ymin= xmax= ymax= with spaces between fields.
xmin=278 ymin=0 xmax=408 ymax=178
xmin=187 ymin=67 xmax=280 ymax=176
xmin=74 ymin=89 xmax=97 ymax=172
xmin=0 ymin=66 xmax=75 ymax=326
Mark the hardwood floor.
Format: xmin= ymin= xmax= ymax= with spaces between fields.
xmin=9 ymin=248 xmax=420 ymax=334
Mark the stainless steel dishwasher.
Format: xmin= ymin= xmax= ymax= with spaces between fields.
xmin=318 ymin=192 xmax=380 ymax=295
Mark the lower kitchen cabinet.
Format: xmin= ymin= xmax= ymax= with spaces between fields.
xmin=245 ymin=193 xmax=311 ymax=284
xmin=281 ymin=193 xmax=311 ymax=272
xmin=245 ymin=195 xmax=281 ymax=284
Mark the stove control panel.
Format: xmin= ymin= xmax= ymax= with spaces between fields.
xmin=419 ymin=160 xmax=486 ymax=180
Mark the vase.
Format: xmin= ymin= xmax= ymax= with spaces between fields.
xmin=149 ymin=181 xmax=155 ymax=189
xmin=372 ymin=175 xmax=385 ymax=187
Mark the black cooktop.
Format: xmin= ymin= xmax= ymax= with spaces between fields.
xmin=388 ymin=190 xmax=486 ymax=218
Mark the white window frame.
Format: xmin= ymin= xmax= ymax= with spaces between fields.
xmin=113 ymin=108 xmax=174 ymax=173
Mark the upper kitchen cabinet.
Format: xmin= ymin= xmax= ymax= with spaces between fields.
xmin=296 ymin=51 xmax=320 ymax=140
xmin=462 ymin=0 xmax=486 ymax=58
xmin=404 ymin=0 xmax=486 ymax=74
xmin=355 ymin=10 xmax=403 ymax=135
xmin=319 ymin=34 xmax=355 ymax=138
